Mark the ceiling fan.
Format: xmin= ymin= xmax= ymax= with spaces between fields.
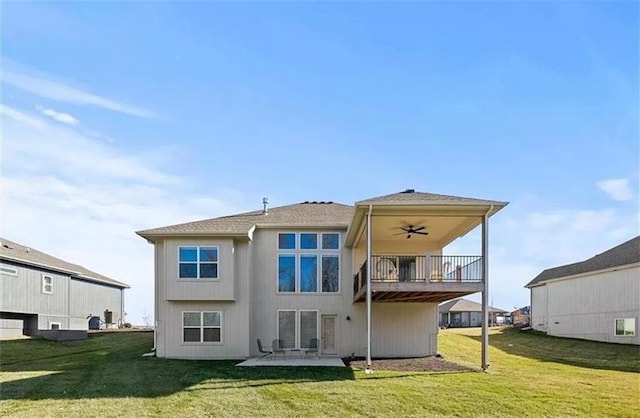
xmin=394 ymin=225 xmax=428 ymax=239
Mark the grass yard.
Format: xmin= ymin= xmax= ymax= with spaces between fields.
xmin=1 ymin=328 xmax=638 ymax=417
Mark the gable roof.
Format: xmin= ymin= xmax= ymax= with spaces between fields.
xmin=438 ymin=298 xmax=508 ymax=314
xmin=0 ymin=237 xmax=129 ymax=288
xmin=136 ymin=202 xmax=355 ymax=238
xmin=356 ymin=189 xmax=507 ymax=207
xmin=525 ymin=235 xmax=640 ymax=288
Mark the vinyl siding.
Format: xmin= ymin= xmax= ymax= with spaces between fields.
xmin=249 ymin=229 xmax=357 ymax=356
xmin=531 ymin=264 xmax=639 ymax=344
xmin=157 ymin=240 xmax=251 ymax=359
xmin=0 ymin=262 xmax=69 ymax=319
xmin=0 ymin=261 xmax=124 ymax=332
xmin=69 ymin=279 xmax=123 ymax=329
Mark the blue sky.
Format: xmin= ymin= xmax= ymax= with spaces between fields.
xmin=2 ymin=2 xmax=638 ymax=324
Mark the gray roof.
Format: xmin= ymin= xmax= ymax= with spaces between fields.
xmin=0 ymin=237 xmax=129 ymax=288
xmin=438 ymin=298 xmax=508 ymax=314
xmin=137 ymin=202 xmax=355 ymax=237
xmin=525 ymin=235 xmax=640 ymax=288
xmin=357 ymin=189 xmax=507 ymax=206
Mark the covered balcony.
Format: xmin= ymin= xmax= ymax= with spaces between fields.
xmin=352 ymin=254 xmax=484 ymax=302
xmin=343 ymin=188 xmax=508 ymax=372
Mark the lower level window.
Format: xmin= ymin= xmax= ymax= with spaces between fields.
xmin=615 ymin=318 xmax=636 ymax=336
xmin=277 ymin=310 xmax=318 ymax=349
xmin=183 ymin=311 xmax=222 ymax=343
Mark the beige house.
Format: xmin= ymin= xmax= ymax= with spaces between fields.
xmin=137 ymin=189 xmax=507 ymax=369
xmin=526 ymin=236 xmax=639 ymax=345
xmin=438 ymin=298 xmax=509 ymax=327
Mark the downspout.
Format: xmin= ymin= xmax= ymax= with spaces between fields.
xmin=121 ymin=288 xmax=125 ymax=328
xmin=366 ymin=205 xmax=373 ymax=374
xmin=481 ymin=204 xmax=494 ymax=371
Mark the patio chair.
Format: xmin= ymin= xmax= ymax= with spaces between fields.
xmin=272 ymin=339 xmax=286 ymax=359
xmin=305 ymin=337 xmax=319 ymax=359
xmin=256 ymin=338 xmax=273 ymax=359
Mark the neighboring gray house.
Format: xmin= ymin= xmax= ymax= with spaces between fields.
xmin=137 ymin=189 xmax=508 ymax=370
xmin=526 ymin=236 xmax=639 ymax=345
xmin=439 ymin=298 xmax=508 ymax=327
xmin=0 ymin=237 xmax=129 ymax=338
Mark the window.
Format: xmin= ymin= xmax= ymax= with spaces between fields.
xmin=183 ymin=311 xmax=222 ymax=343
xmin=277 ymin=310 xmax=318 ymax=349
xmin=49 ymin=322 xmax=61 ymax=330
xmin=322 ymin=233 xmax=339 ymax=250
xmin=1 ymin=266 xmax=17 ymax=276
xmin=615 ymin=318 xmax=636 ymax=336
xmin=322 ymin=255 xmax=339 ymax=292
xmin=179 ymin=246 xmax=218 ymax=279
xmin=277 ymin=232 xmax=340 ymax=293
xmin=300 ymin=255 xmax=318 ymax=292
xmin=42 ymin=275 xmax=53 ymax=294
xmin=278 ymin=255 xmax=296 ymax=292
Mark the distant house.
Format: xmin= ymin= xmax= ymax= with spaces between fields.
xmin=525 ymin=236 xmax=639 ymax=345
xmin=438 ymin=298 xmax=509 ymax=327
xmin=0 ymin=238 xmax=129 ymax=338
xmin=510 ymin=306 xmax=530 ymax=327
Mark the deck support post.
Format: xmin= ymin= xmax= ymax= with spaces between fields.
xmin=481 ymin=207 xmax=491 ymax=371
xmin=366 ymin=205 xmax=373 ymax=374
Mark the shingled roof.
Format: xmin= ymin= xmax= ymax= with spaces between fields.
xmin=0 ymin=237 xmax=129 ymax=288
xmin=356 ymin=189 xmax=507 ymax=206
xmin=525 ymin=235 xmax=640 ymax=288
xmin=438 ymin=298 xmax=508 ymax=313
xmin=136 ymin=202 xmax=355 ymax=238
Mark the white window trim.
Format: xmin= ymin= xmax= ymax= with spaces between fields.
xmin=177 ymin=246 xmax=220 ymax=280
xmin=614 ymin=318 xmax=636 ymax=337
xmin=276 ymin=232 xmax=341 ymax=294
xmin=49 ymin=322 xmax=62 ymax=330
xmin=181 ymin=311 xmax=223 ymax=344
xmin=1 ymin=266 xmax=18 ymax=276
xmin=277 ymin=309 xmax=319 ymax=349
xmin=42 ymin=274 xmax=53 ymax=294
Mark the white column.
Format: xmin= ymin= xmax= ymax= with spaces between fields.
xmin=366 ymin=205 xmax=373 ymax=373
xmin=481 ymin=212 xmax=489 ymax=371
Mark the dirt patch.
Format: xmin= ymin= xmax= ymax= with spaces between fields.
xmin=344 ymin=356 xmax=475 ymax=373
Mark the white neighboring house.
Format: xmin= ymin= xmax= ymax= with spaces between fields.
xmin=0 ymin=238 xmax=129 ymax=337
xmin=137 ymin=189 xmax=508 ymax=369
xmin=526 ymin=236 xmax=639 ymax=345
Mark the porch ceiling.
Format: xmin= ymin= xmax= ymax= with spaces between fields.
xmin=345 ymin=203 xmax=506 ymax=249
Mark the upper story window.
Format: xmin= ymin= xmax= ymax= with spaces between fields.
xmin=42 ymin=274 xmax=53 ymax=294
xmin=179 ymin=246 xmax=219 ymax=279
xmin=1 ymin=265 xmax=18 ymax=276
xmin=278 ymin=232 xmax=340 ymax=294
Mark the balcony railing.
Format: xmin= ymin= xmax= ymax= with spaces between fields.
xmin=353 ymin=255 xmax=483 ymax=295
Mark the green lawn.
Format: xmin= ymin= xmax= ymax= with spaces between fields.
xmin=1 ymin=328 xmax=638 ymax=417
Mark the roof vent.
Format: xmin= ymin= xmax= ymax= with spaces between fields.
xmin=402 ymin=189 xmax=415 ymax=194
xmin=262 ymin=197 xmax=269 ymax=215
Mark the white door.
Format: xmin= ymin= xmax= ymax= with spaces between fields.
xmin=321 ymin=315 xmax=337 ymax=355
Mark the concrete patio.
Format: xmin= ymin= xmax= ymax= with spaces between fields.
xmin=236 ymin=357 xmax=345 ymax=367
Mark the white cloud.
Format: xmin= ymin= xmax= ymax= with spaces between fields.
xmin=36 ymin=106 xmax=79 ymax=125
xmin=1 ymin=105 xmax=248 ymax=325
xmin=2 ymin=62 xmax=153 ymax=118
xmin=596 ymin=178 xmax=634 ymax=201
